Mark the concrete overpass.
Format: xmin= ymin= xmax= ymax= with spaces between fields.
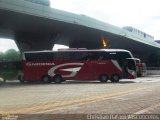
xmin=0 ymin=0 xmax=160 ymax=66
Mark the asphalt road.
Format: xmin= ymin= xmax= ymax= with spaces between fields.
xmin=0 ymin=76 xmax=160 ymax=119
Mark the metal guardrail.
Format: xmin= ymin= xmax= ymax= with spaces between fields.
xmin=146 ymin=67 xmax=160 ymax=75
xmin=147 ymin=67 xmax=160 ymax=70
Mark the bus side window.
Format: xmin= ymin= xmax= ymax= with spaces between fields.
xmin=71 ymin=52 xmax=76 ymax=60
xmin=63 ymin=52 xmax=70 ymax=60
xmin=54 ymin=52 xmax=62 ymax=60
xmin=98 ymin=56 xmax=103 ymax=60
xmin=86 ymin=53 xmax=92 ymax=60
xmin=87 ymin=52 xmax=97 ymax=60
xmin=91 ymin=52 xmax=101 ymax=60
xmin=101 ymin=52 xmax=109 ymax=60
xmin=57 ymin=52 xmax=70 ymax=60
xmin=78 ymin=52 xmax=89 ymax=60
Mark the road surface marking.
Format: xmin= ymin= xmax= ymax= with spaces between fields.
xmin=1 ymin=84 xmax=160 ymax=114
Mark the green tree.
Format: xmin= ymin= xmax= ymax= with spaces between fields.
xmin=0 ymin=52 xmax=4 ymax=61
xmin=3 ymin=49 xmax=21 ymax=61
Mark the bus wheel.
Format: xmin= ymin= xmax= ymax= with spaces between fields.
xmin=111 ymin=74 xmax=120 ymax=83
xmin=99 ymin=74 xmax=108 ymax=82
xmin=18 ymin=75 xmax=24 ymax=83
xmin=54 ymin=75 xmax=63 ymax=84
xmin=19 ymin=79 xmax=25 ymax=83
xmin=41 ymin=75 xmax=51 ymax=83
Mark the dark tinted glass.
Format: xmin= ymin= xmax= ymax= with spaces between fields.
xmin=25 ymin=52 xmax=53 ymax=61
xmin=127 ymin=59 xmax=136 ymax=70
xmin=25 ymin=51 xmax=132 ymax=61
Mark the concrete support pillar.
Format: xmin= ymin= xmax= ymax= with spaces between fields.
xmin=15 ymin=32 xmax=57 ymax=52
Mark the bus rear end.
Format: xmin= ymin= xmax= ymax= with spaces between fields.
xmin=126 ymin=58 xmax=137 ymax=79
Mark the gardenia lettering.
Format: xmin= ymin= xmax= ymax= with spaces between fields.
xmin=26 ymin=62 xmax=55 ymax=66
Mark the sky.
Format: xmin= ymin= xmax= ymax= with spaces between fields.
xmin=0 ymin=39 xmax=19 ymax=52
xmin=0 ymin=0 xmax=160 ymax=52
xmin=50 ymin=0 xmax=160 ymax=39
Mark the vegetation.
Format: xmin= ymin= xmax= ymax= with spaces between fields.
xmin=0 ymin=49 xmax=21 ymax=62
xmin=0 ymin=49 xmax=21 ymax=81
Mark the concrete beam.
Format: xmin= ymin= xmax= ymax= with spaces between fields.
xmin=15 ymin=32 xmax=57 ymax=52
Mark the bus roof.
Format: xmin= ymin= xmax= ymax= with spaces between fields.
xmin=23 ymin=49 xmax=131 ymax=53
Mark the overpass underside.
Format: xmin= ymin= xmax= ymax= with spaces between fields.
xmin=0 ymin=6 xmax=160 ymax=66
xmin=0 ymin=8 xmax=103 ymax=50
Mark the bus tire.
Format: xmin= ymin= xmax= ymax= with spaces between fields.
xmin=54 ymin=75 xmax=63 ymax=84
xmin=41 ymin=75 xmax=51 ymax=83
xmin=99 ymin=74 xmax=108 ymax=82
xmin=20 ymin=79 xmax=25 ymax=84
xmin=111 ymin=74 xmax=120 ymax=83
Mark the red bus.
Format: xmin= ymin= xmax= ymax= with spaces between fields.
xmin=134 ymin=58 xmax=147 ymax=77
xmin=19 ymin=49 xmax=136 ymax=83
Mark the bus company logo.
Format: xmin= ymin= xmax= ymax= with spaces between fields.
xmin=26 ymin=62 xmax=55 ymax=66
xmin=48 ymin=63 xmax=84 ymax=78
